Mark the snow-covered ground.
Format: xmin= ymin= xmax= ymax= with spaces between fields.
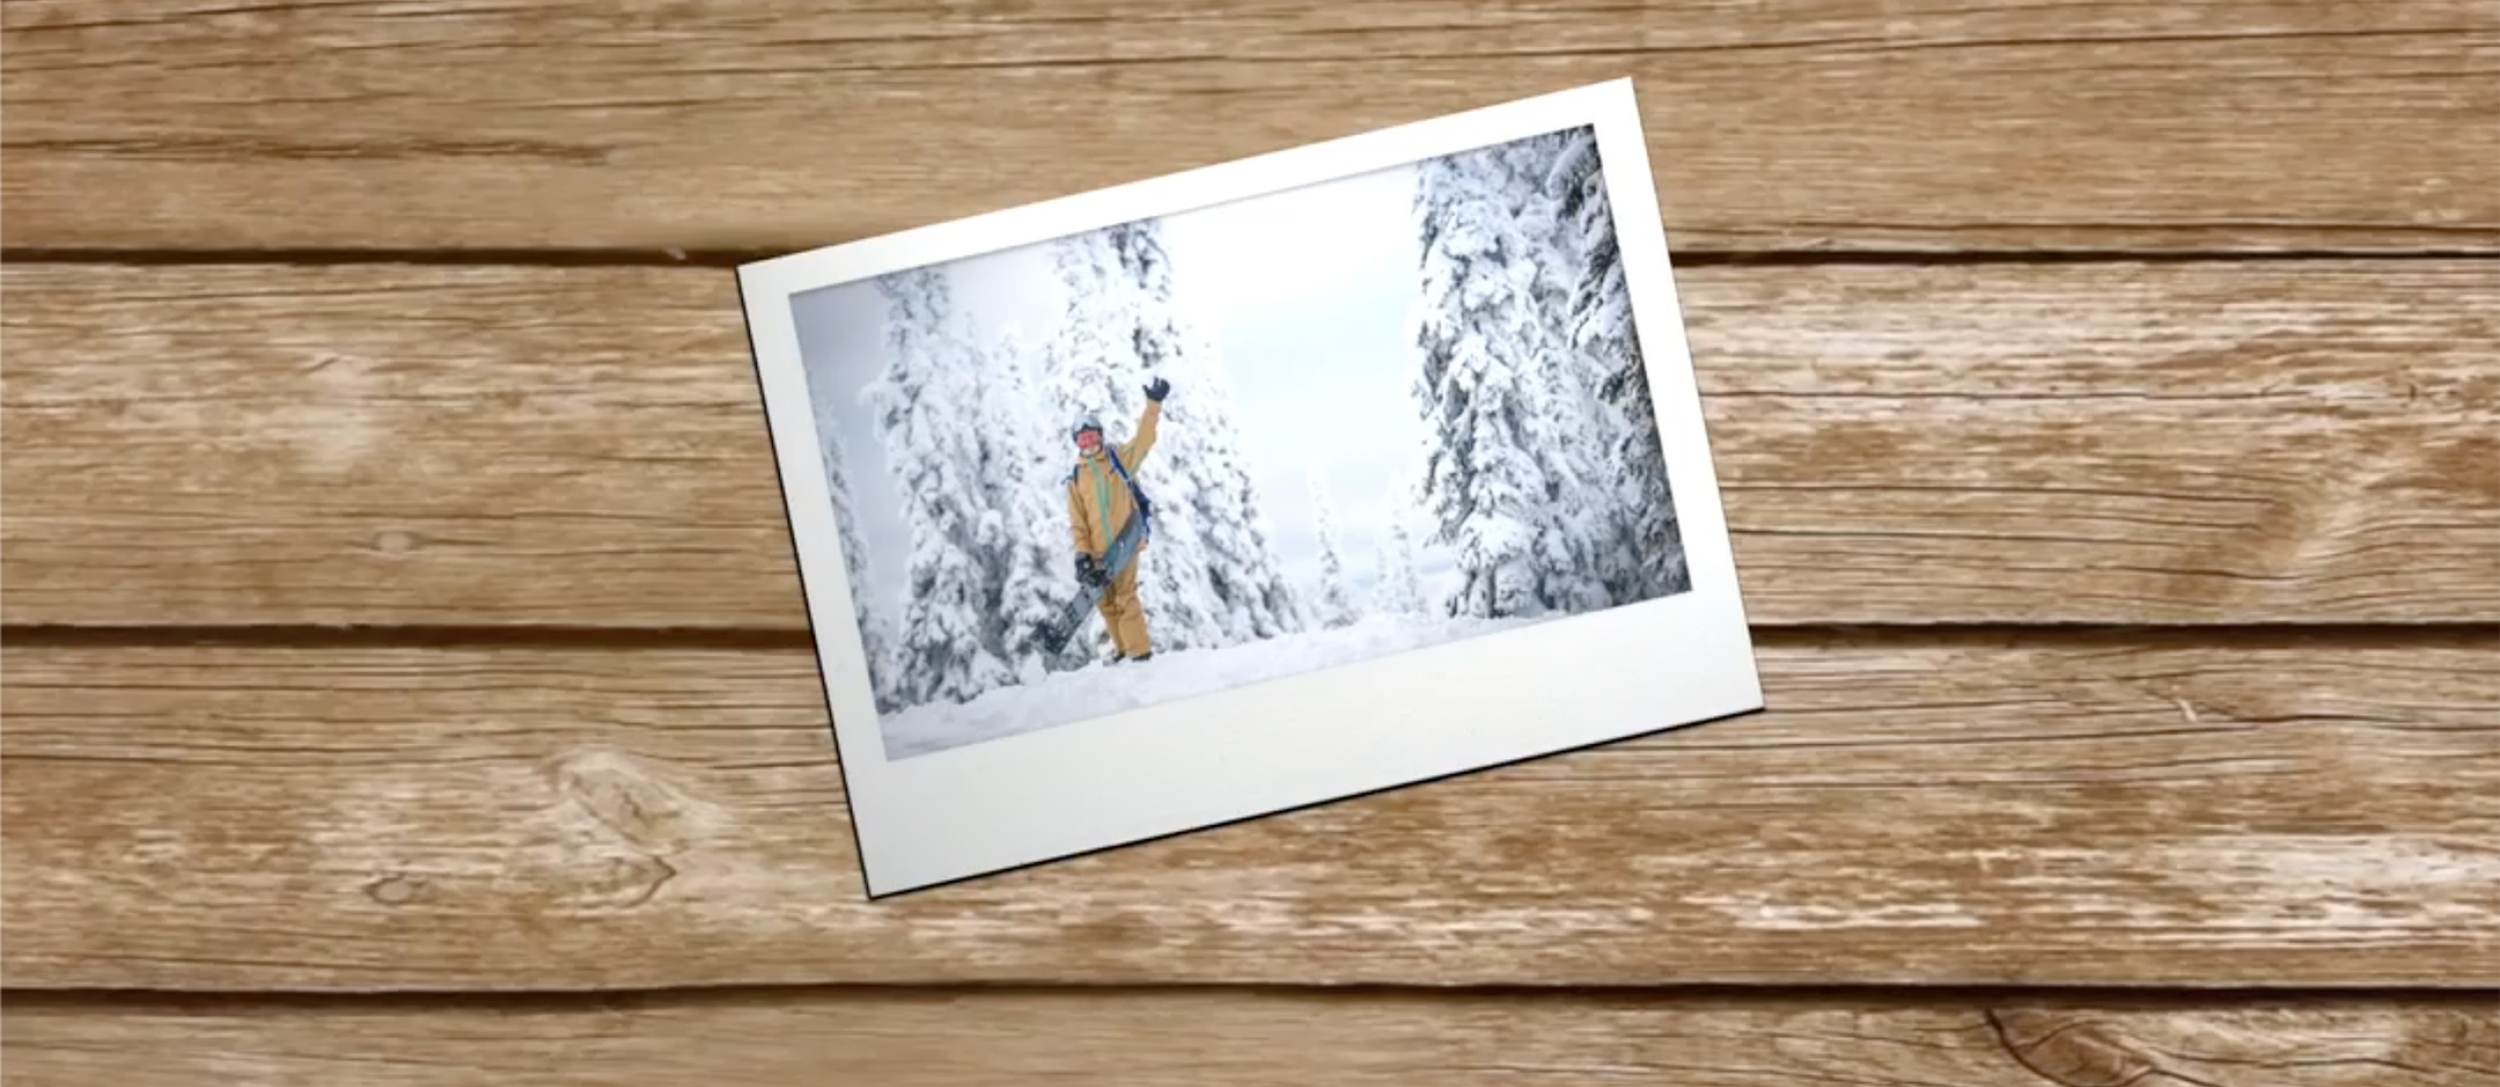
xmin=881 ymin=612 xmax=1542 ymax=758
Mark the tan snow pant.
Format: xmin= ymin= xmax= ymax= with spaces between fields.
xmin=1096 ymin=560 xmax=1151 ymax=659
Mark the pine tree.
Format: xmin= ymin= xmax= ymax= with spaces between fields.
xmin=974 ymin=325 xmax=1083 ymax=681
xmin=1108 ymin=222 xmax=1307 ymax=645
xmin=816 ymin=423 xmax=904 ymax=713
xmin=1043 ymin=220 xmax=1303 ymax=652
xmin=1179 ymin=320 xmax=1305 ymax=641
xmin=1306 ymin=466 xmax=1359 ymax=628
xmin=861 ymin=266 xmax=1016 ymax=707
xmin=1407 ymin=140 xmax=1609 ymax=618
xmin=1505 ymin=129 xmax=1620 ymax=613
xmin=1046 ymin=226 xmax=1220 ymax=653
xmin=1047 ymin=230 xmax=1139 ymax=442
xmin=1371 ymin=516 xmax=1429 ymax=617
xmin=1543 ymin=126 xmax=1689 ymax=600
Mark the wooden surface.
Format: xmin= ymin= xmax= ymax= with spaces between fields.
xmin=6 ymin=632 xmax=2498 ymax=991
xmin=3 ymin=0 xmax=2495 ymax=253
xmin=4 ymin=0 xmax=2496 ymax=1082
xmin=8 ymin=991 xmax=2498 ymax=1086
xmin=6 ymin=261 xmax=2496 ymax=629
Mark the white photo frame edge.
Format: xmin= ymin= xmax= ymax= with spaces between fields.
xmin=737 ymin=77 xmax=1763 ymax=898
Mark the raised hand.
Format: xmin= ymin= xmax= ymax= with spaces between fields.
xmin=1143 ymin=377 xmax=1172 ymax=403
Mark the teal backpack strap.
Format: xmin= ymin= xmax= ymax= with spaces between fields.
xmin=1106 ymin=447 xmax=1152 ymax=529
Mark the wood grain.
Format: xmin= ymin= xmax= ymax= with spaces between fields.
xmin=5 ymin=632 xmax=2493 ymax=992
xmin=3 ymin=0 xmax=2493 ymax=253
xmin=6 ymin=990 xmax=2496 ymax=1086
xmin=3 ymin=0 xmax=2489 ymax=1075
xmin=6 ymin=260 xmax=2493 ymax=629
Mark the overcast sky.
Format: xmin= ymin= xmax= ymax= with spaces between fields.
xmin=791 ymin=159 xmax=1443 ymax=625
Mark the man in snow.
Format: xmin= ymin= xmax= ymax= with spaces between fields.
xmin=1066 ymin=377 xmax=1171 ymax=663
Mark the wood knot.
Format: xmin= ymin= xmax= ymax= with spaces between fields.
xmin=548 ymin=747 xmax=716 ymax=853
xmin=366 ymin=873 xmax=420 ymax=906
xmin=544 ymin=749 xmax=715 ymax=911
xmin=591 ymin=853 xmax=679 ymax=909
xmin=1988 ymin=1008 xmax=2155 ymax=1087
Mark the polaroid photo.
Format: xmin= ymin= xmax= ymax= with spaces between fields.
xmin=738 ymin=78 xmax=1762 ymax=897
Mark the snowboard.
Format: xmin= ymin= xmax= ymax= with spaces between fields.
xmin=1038 ymin=513 xmax=1147 ymax=655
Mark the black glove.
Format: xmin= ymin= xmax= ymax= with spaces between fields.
xmin=1143 ymin=377 xmax=1171 ymax=403
xmin=1075 ymin=553 xmax=1106 ymax=587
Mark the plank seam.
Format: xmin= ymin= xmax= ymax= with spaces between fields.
xmin=3 ymin=622 xmax=2495 ymax=652
xmin=2 ymin=247 xmax=2496 ymax=268
xmin=2 ymin=623 xmax=2489 ymax=647
xmin=5 ymin=982 xmax=2498 ymax=1007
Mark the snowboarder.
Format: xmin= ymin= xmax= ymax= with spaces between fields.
xmin=1065 ymin=376 xmax=1171 ymax=663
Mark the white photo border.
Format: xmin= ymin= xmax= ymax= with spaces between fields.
xmin=738 ymin=78 xmax=1762 ymax=898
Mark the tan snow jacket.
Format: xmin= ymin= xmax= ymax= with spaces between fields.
xmin=1065 ymin=400 xmax=1162 ymax=559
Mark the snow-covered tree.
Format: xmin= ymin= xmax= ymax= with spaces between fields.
xmin=1406 ymin=140 xmax=1612 ymax=619
xmin=1047 ymin=230 xmax=1141 ymax=441
xmin=1178 ymin=321 xmax=1306 ymax=642
xmin=1504 ymin=129 xmax=1637 ymax=613
xmin=1543 ymin=126 xmax=1689 ymax=601
xmin=1306 ymin=466 xmax=1359 ymax=628
xmin=816 ymin=424 xmax=904 ymax=713
xmin=1046 ymin=226 xmax=1219 ymax=653
xmin=974 ymin=324 xmax=1087 ymax=680
xmin=1371 ymin=515 xmax=1430 ymax=617
xmin=860 ymin=267 xmax=1017 ymax=707
xmin=1044 ymin=221 xmax=1303 ymax=651
xmin=1544 ymin=128 xmax=1632 ymax=389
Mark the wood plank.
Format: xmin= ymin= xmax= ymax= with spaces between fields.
xmin=6 ymin=990 xmax=2495 ymax=1087
xmin=4 ymin=632 xmax=2493 ymax=991
xmin=2 ymin=0 xmax=2492 ymax=253
xmin=6 ymin=261 xmax=2493 ymax=629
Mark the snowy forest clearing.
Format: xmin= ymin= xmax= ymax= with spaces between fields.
xmin=792 ymin=120 xmax=1693 ymax=760
xmin=882 ymin=612 xmax=1539 ymax=758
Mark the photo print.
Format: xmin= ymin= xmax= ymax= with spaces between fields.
xmin=740 ymin=80 xmax=1760 ymax=896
